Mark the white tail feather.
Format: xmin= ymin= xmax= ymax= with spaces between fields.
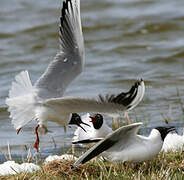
xmin=6 ymin=71 xmax=36 ymax=130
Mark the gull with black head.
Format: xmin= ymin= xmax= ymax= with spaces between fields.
xmin=72 ymin=123 xmax=175 ymax=168
xmin=73 ymin=113 xmax=112 ymax=144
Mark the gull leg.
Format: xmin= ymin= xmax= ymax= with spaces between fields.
xmin=112 ymin=117 xmax=119 ymax=130
xmin=33 ymin=125 xmax=40 ymax=152
xmin=124 ymin=112 xmax=131 ymax=124
xmin=72 ymin=144 xmax=75 ymax=154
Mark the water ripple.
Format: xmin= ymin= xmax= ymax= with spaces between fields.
xmin=0 ymin=0 xmax=184 ymax=154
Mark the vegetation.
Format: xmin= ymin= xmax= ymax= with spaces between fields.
xmin=1 ymin=90 xmax=184 ymax=179
xmin=0 ymin=151 xmax=184 ymax=180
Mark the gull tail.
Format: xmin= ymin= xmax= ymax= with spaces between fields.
xmin=6 ymin=71 xmax=36 ymax=130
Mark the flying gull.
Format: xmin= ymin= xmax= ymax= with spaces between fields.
xmin=6 ymin=0 xmax=145 ymax=152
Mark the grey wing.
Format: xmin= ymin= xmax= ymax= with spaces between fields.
xmin=43 ymin=80 xmax=145 ymax=114
xmin=35 ymin=0 xmax=84 ymax=99
xmin=72 ymin=122 xmax=143 ymax=168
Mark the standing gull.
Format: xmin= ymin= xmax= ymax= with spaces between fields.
xmin=72 ymin=123 xmax=175 ymax=168
xmin=6 ymin=0 xmax=145 ymax=152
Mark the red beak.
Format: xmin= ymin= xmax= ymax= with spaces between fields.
xmin=89 ymin=116 xmax=96 ymax=123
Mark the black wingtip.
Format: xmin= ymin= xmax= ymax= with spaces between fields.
xmin=72 ymin=138 xmax=102 ymax=144
xmin=98 ymin=79 xmax=143 ymax=107
xmin=60 ymin=0 xmax=72 ymax=27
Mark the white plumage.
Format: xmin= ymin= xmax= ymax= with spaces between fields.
xmin=6 ymin=71 xmax=35 ymax=130
xmin=73 ymin=113 xmax=112 ymax=143
xmin=6 ymin=0 xmax=145 ymax=152
xmin=72 ymin=123 xmax=175 ymax=168
xmin=162 ymin=132 xmax=184 ymax=152
xmin=44 ymin=154 xmax=77 ymax=163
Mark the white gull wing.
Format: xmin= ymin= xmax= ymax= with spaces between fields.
xmin=6 ymin=0 xmax=84 ymax=130
xmin=43 ymin=80 xmax=145 ymax=114
xmin=35 ymin=0 xmax=84 ymax=99
xmin=72 ymin=122 xmax=143 ymax=168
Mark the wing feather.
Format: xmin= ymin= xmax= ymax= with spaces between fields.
xmin=72 ymin=122 xmax=143 ymax=167
xmin=35 ymin=0 xmax=84 ymax=99
xmin=43 ymin=80 xmax=145 ymax=114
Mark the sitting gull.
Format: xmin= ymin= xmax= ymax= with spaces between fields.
xmin=72 ymin=123 xmax=175 ymax=168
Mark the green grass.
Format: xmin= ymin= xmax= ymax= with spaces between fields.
xmin=1 ymin=151 xmax=184 ymax=180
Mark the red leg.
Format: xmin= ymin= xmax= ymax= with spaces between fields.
xmin=16 ymin=128 xmax=22 ymax=134
xmin=33 ymin=125 xmax=40 ymax=152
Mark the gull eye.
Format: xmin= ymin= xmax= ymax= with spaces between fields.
xmin=96 ymin=114 xmax=102 ymax=119
xmin=76 ymin=116 xmax=80 ymax=121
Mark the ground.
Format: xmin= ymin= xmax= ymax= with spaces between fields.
xmin=1 ymin=151 xmax=184 ymax=180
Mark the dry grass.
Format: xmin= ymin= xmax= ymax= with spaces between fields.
xmin=1 ymin=151 xmax=184 ymax=180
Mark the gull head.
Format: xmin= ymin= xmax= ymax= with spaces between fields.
xmin=89 ymin=113 xmax=103 ymax=129
xmin=155 ymin=126 xmax=176 ymax=141
xmin=69 ymin=113 xmax=90 ymax=132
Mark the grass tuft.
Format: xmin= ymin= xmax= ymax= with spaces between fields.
xmin=1 ymin=151 xmax=184 ymax=179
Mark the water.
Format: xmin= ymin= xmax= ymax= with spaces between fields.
xmin=0 ymin=0 xmax=184 ymax=158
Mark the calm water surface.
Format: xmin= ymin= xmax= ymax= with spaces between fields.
xmin=0 ymin=0 xmax=184 ymax=157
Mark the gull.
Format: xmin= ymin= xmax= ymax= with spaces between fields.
xmin=72 ymin=79 xmax=145 ymax=144
xmin=162 ymin=131 xmax=184 ymax=152
xmin=72 ymin=123 xmax=175 ymax=168
xmin=6 ymin=0 xmax=145 ymax=152
xmin=73 ymin=113 xmax=184 ymax=153
xmin=73 ymin=113 xmax=112 ymax=144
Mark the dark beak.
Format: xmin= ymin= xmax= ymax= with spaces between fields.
xmin=77 ymin=119 xmax=91 ymax=132
xmin=166 ymin=127 xmax=176 ymax=133
xmin=80 ymin=120 xmax=91 ymax=127
xmin=77 ymin=123 xmax=87 ymax=132
xmin=69 ymin=113 xmax=90 ymax=132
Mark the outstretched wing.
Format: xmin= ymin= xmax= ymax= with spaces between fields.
xmin=35 ymin=0 xmax=84 ymax=99
xmin=98 ymin=79 xmax=145 ymax=111
xmin=43 ymin=80 xmax=145 ymax=114
xmin=72 ymin=122 xmax=143 ymax=168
